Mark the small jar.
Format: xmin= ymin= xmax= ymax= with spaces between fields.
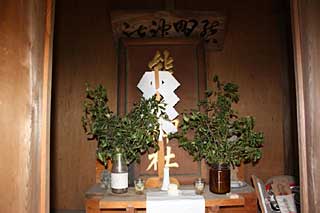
xmin=209 ymin=163 xmax=230 ymax=194
xmin=134 ymin=178 xmax=145 ymax=195
xmin=194 ymin=178 xmax=205 ymax=195
xmin=100 ymin=169 xmax=111 ymax=189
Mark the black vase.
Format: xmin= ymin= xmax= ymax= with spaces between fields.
xmin=209 ymin=163 xmax=230 ymax=194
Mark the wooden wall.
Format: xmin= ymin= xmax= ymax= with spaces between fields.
xmin=0 ymin=0 xmax=50 ymax=212
xmin=197 ymin=1 xmax=289 ymax=182
xmin=51 ymin=0 xmax=295 ymax=211
xmin=51 ymin=0 xmax=117 ymax=211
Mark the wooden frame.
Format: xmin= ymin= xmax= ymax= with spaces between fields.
xmin=251 ymin=175 xmax=272 ymax=213
xmin=117 ymin=38 xmax=207 ymax=115
xmin=7 ymin=0 xmax=318 ymax=212
xmin=291 ymin=1 xmax=308 ymax=211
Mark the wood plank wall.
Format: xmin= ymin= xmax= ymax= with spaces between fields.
xmin=51 ymin=0 xmax=295 ymax=210
xmin=0 ymin=0 xmax=50 ymax=212
xmin=200 ymin=5 xmax=287 ymax=183
xmin=51 ymin=0 xmax=117 ymax=210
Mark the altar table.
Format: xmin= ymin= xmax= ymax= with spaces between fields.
xmin=85 ymin=184 xmax=257 ymax=213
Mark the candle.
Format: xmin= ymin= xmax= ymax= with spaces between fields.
xmin=194 ymin=178 xmax=205 ymax=195
xmin=168 ymin=183 xmax=179 ymax=196
xmin=134 ymin=178 xmax=145 ymax=195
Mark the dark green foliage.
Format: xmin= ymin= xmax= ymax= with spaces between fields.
xmin=82 ymin=84 xmax=164 ymax=166
xmin=169 ymin=76 xmax=264 ymax=167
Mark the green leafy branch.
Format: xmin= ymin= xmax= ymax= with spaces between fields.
xmin=169 ymin=75 xmax=264 ymax=167
xmin=82 ymin=84 xmax=164 ymax=166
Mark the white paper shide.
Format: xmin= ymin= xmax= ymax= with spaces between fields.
xmin=137 ymin=70 xmax=181 ymax=172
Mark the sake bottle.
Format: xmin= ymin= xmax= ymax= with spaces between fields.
xmin=111 ymin=153 xmax=128 ymax=194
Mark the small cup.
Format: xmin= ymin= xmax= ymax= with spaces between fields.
xmin=194 ymin=178 xmax=205 ymax=195
xmin=134 ymin=178 xmax=145 ymax=195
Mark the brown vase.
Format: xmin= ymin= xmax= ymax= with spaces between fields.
xmin=209 ymin=163 xmax=230 ymax=194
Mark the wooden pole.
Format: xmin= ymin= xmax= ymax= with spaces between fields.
xmin=154 ymin=66 xmax=165 ymax=179
xmin=40 ymin=0 xmax=54 ymax=212
xmin=145 ymin=65 xmax=179 ymax=188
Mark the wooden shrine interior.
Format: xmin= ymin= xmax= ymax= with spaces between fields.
xmin=2 ymin=0 xmax=320 ymax=213
xmin=50 ymin=0 xmax=300 ymax=211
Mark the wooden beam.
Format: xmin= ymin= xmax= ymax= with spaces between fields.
xmin=291 ymin=0 xmax=320 ymax=212
xmin=290 ymin=0 xmax=308 ymax=211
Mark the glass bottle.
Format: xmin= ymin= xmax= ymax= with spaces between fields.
xmin=100 ymin=169 xmax=111 ymax=189
xmin=194 ymin=178 xmax=205 ymax=195
xmin=111 ymin=153 xmax=128 ymax=194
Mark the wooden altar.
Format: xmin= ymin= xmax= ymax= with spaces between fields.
xmin=85 ymin=184 xmax=257 ymax=213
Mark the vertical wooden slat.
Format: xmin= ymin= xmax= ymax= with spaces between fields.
xmin=290 ymin=0 xmax=308 ymax=212
xmin=0 ymin=0 xmax=51 ymax=212
xmin=291 ymin=0 xmax=320 ymax=212
xmin=0 ymin=2 xmax=32 ymax=211
xmin=40 ymin=0 xmax=54 ymax=212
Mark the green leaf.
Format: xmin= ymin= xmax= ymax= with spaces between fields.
xmin=82 ymin=85 xmax=162 ymax=165
xmin=183 ymin=114 xmax=190 ymax=122
xmin=170 ymin=75 xmax=264 ymax=167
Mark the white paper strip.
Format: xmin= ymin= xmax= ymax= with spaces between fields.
xmin=137 ymin=72 xmax=156 ymax=99
xmin=137 ymin=71 xmax=180 ymax=134
xmin=165 ymin=106 xmax=179 ymax=120
xmin=146 ymin=190 xmax=205 ymax=213
xmin=162 ymin=119 xmax=177 ymax=134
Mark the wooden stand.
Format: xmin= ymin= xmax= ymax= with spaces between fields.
xmin=85 ymin=184 xmax=257 ymax=213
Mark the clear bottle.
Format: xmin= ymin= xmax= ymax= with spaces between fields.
xmin=111 ymin=153 xmax=128 ymax=194
xmin=100 ymin=169 xmax=111 ymax=189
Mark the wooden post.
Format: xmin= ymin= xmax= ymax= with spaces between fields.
xmin=145 ymin=65 xmax=179 ymax=188
xmin=86 ymin=198 xmax=101 ymax=213
xmin=126 ymin=206 xmax=135 ymax=213
xmin=145 ymin=66 xmax=165 ymax=187
xmin=291 ymin=0 xmax=320 ymax=211
xmin=154 ymin=66 xmax=165 ymax=179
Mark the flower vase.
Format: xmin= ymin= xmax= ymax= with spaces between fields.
xmin=209 ymin=163 xmax=230 ymax=194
